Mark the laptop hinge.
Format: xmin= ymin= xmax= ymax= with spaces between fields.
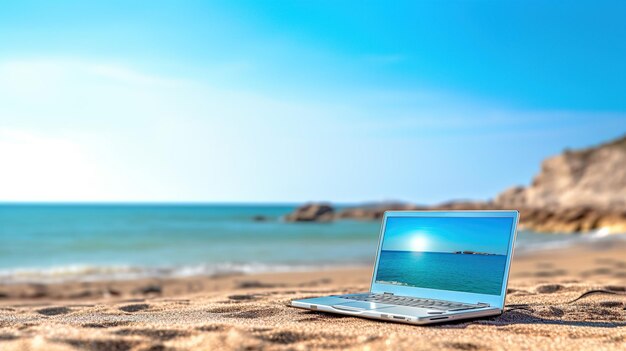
xmin=477 ymin=302 xmax=490 ymax=307
xmin=383 ymin=292 xmax=394 ymax=296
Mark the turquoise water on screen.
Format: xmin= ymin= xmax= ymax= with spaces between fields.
xmin=375 ymin=250 xmax=507 ymax=295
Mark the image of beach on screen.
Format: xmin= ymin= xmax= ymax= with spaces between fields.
xmin=375 ymin=216 xmax=513 ymax=295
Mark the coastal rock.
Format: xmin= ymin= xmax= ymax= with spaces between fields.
xmin=252 ymin=215 xmax=268 ymax=222
xmin=336 ymin=202 xmax=423 ymax=220
xmin=495 ymin=186 xmax=527 ymax=207
xmin=284 ymin=203 xmax=334 ymax=222
xmin=495 ymin=135 xmax=626 ymax=210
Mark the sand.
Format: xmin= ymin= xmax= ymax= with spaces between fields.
xmin=0 ymin=243 xmax=625 ymax=351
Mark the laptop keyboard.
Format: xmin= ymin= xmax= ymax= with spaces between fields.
xmin=345 ymin=293 xmax=487 ymax=311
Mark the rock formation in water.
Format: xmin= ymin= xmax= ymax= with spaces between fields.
xmin=284 ymin=203 xmax=334 ymax=222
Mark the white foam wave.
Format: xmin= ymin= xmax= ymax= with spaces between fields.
xmin=2 ymin=231 xmax=624 ymax=283
xmin=0 ymin=262 xmax=363 ymax=284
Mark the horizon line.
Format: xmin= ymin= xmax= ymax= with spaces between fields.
xmin=382 ymin=249 xmax=506 ymax=256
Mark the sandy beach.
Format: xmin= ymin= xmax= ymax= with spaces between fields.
xmin=0 ymin=242 xmax=624 ymax=351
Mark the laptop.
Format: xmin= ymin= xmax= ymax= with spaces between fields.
xmin=290 ymin=210 xmax=519 ymax=325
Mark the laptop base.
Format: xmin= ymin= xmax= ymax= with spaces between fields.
xmin=290 ymin=294 xmax=502 ymax=325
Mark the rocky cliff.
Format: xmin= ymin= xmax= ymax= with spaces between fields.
xmin=495 ymin=135 xmax=626 ymax=209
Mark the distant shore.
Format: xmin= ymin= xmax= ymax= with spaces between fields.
xmin=284 ymin=135 xmax=626 ymax=235
xmin=284 ymin=202 xmax=626 ymax=234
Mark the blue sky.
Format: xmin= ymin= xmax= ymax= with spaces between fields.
xmin=1 ymin=1 xmax=625 ymax=202
xmin=381 ymin=217 xmax=513 ymax=255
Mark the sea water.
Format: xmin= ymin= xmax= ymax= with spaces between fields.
xmin=0 ymin=204 xmax=622 ymax=283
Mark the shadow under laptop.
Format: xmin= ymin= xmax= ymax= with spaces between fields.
xmin=434 ymin=287 xmax=626 ymax=329
xmin=298 ymin=308 xmax=626 ymax=329
xmin=434 ymin=310 xmax=626 ymax=329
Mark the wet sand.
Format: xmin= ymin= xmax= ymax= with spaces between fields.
xmin=0 ymin=243 xmax=625 ymax=350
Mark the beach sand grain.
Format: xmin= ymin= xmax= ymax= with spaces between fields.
xmin=0 ymin=243 xmax=624 ymax=351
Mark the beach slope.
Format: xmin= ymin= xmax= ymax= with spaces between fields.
xmin=0 ymin=244 xmax=625 ymax=351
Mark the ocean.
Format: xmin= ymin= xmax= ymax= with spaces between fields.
xmin=0 ymin=204 xmax=623 ymax=283
xmin=375 ymin=250 xmax=507 ymax=295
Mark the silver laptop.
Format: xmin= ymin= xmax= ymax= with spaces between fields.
xmin=291 ymin=210 xmax=519 ymax=325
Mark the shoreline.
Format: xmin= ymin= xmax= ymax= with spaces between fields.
xmin=2 ymin=231 xmax=625 ymax=286
xmin=0 ymin=263 xmax=371 ymax=286
xmin=1 ymin=241 xmax=624 ymax=301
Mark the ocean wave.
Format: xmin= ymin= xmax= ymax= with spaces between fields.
xmin=0 ymin=262 xmax=364 ymax=284
xmin=2 ymin=231 xmax=624 ymax=284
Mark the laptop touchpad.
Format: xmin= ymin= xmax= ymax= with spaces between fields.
xmin=373 ymin=305 xmax=433 ymax=315
xmin=332 ymin=301 xmax=393 ymax=311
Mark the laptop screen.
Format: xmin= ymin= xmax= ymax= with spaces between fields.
xmin=374 ymin=216 xmax=514 ymax=296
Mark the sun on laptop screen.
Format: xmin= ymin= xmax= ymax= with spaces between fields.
xmin=375 ymin=216 xmax=513 ymax=295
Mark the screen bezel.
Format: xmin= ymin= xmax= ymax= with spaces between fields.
xmin=369 ymin=210 xmax=519 ymax=309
